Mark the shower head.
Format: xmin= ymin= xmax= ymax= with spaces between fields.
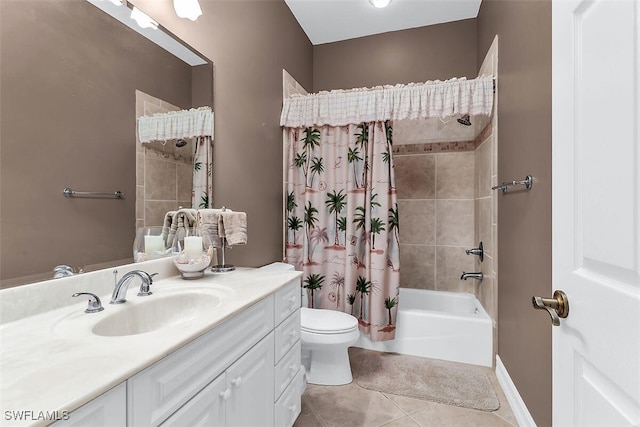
xmin=175 ymin=138 xmax=188 ymax=148
xmin=457 ymin=114 xmax=471 ymax=126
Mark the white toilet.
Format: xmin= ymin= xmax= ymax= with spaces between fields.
xmin=300 ymin=291 xmax=360 ymax=386
xmin=260 ymin=262 xmax=360 ymax=386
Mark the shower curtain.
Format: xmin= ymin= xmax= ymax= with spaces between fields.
xmin=281 ymin=76 xmax=494 ymax=342
xmin=285 ymin=121 xmax=400 ymax=342
xmin=193 ymin=135 xmax=213 ymax=208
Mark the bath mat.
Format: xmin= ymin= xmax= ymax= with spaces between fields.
xmin=349 ymin=347 xmax=500 ymax=412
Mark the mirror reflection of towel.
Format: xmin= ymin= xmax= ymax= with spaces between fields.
xmin=162 ymin=208 xmax=197 ymax=248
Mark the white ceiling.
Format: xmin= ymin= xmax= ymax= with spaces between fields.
xmin=284 ymin=0 xmax=482 ymax=45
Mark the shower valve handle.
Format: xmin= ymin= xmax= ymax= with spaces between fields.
xmin=464 ymin=242 xmax=484 ymax=262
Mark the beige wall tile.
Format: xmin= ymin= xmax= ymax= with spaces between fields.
xmin=475 ymin=137 xmax=493 ymax=198
xmin=436 ymin=152 xmax=475 ymax=199
xmin=145 ymin=157 xmax=177 ymax=200
xmin=177 ymin=163 xmax=193 ymax=203
xmin=436 ymin=200 xmax=474 ymax=246
xmin=136 ymin=186 xmax=144 ymax=221
xmin=399 ymin=244 xmax=435 ymax=290
xmin=394 ymin=118 xmax=476 ymax=145
xmin=145 ymin=201 xmax=177 ymax=227
xmin=477 ymin=197 xmax=492 ymax=258
xmin=435 ymin=246 xmax=476 ymax=292
xmin=394 ymin=155 xmax=435 ymax=199
xmin=136 ymin=152 xmax=145 ymax=186
xmin=398 ymin=200 xmax=435 ymax=245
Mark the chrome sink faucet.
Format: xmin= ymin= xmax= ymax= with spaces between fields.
xmin=110 ymin=269 xmax=157 ymax=304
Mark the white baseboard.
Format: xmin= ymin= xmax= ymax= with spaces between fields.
xmin=495 ymin=355 xmax=537 ymax=427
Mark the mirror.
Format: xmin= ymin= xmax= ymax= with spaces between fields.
xmin=0 ymin=0 xmax=213 ymax=288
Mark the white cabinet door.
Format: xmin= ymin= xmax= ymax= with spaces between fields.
xmin=226 ymin=332 xmax=275 ymax=427
xmin=160 ymin=374 xmax=226 ymax=427
xmin=128 ymin=296 xmax=274 ymax=426
xmin=53 ymin=383 xmax=126 ymax=427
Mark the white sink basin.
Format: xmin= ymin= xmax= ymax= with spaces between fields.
xmin=92 ymin=291 xmax=221 ymax=337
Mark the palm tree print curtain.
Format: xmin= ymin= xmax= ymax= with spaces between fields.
xmin=285 ymin=121 xmax=400 ymax=342
xmin=192 ymin=136 xmax=213 ymax=208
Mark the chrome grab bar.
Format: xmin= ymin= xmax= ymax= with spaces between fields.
xmin=492 ymin=175 xmax=533 ymax=194
xmin=63 ymin=187 xmax=124 ymax=199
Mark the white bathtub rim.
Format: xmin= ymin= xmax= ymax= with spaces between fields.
xmin=356 ymin=288 xmax=493 ymax=367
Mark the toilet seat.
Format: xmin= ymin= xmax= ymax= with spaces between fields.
xmin=301 ymin=307 xmax=358 ymax=334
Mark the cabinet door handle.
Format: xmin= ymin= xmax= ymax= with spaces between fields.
xmin=231 ymin=377 xmax=243 ymax=388
xmin=288 ymin=330 xmax=297 ymax=341
xmin=289 ymin=364 xmax=298 ymax=374
xmin=219 ymin=389 xmax=231 ymax=401
xmin=288 ymin=295 xmax=297 ymax=306
xmin=288 ymin=404 xmax=297 ymax=413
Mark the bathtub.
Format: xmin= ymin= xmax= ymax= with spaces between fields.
xmin=354 ymin=288 xmax=493 ymax=367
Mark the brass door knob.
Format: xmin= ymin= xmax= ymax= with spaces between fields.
xmin=532 ymin=290 xmax=569 ymax=326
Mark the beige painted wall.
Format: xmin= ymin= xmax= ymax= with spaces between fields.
xmin=0 ymin=0 xmax=193 ymax=287
xmin=313 ymin=19 xmax=478 ymax=91
xmin=0 ymin=0 xmax=313 ymax=287
xmin=132 ymin=0 xmax=313 ymax=269
xmin=478 ymin=1 xmax=553 ymax=425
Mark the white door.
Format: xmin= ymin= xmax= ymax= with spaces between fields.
xmin=552 ymin=0 xmax=640 ymax=425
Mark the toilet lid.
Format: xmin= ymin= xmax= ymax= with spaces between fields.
xmin=301 ymin=307 xmax=359 ymax=334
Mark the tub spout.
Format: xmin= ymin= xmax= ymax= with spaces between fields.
xmin=460 ymin=272 xmax=483 ymax=281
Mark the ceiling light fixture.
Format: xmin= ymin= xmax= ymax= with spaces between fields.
xmin=369 ymin=0 xmax=392 ymax=8
xmin=173 ymin=0 xmax=203 ymax=21
xmin=130 ymin=7 xmax=158 ymax=29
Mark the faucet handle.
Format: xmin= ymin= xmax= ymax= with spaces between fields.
xmin=464 ymin=242 xmax=484 ymax=262
xmin=137 ymin=272 xmax=158 ymax=297
xmin=72 ymin=292 xmax=104 ymax=313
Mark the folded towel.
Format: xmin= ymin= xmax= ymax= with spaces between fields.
xmin=196 ymin=208 xmax=229 ymax=248
xmin=161 ymin=210 xmax=176 ymax=243
xmin=163 ymin=208 xmax=198 ymax=248
xmin=219 ymin=211 xmax=248 ymax=246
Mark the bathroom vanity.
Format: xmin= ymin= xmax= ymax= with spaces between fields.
xmin=0 ymin=262 xmax=302 ymax=427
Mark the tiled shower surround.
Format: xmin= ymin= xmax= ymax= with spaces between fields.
xmin=393 ymin=117 xmax=497 ymax=327
xmin=135 ymin=91 xmax=194 ymax=230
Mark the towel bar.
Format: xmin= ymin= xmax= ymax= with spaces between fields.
xmin=63 ymin=187 xmax=124 ymax=199
xmin=491 ymin=175 xmax=533 ymax=194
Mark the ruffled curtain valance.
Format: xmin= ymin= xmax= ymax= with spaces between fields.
xmin=137 ymin=106 xmax=214 ymax=143
xmin=280 ymin=76 xmax=494 ymax=128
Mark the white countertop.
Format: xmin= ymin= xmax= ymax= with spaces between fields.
xmin=0 ymin=265 xmax=301 ymax=427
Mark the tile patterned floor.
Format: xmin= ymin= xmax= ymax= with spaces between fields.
xmin=293 ymin=355 xmax=517 ymax=427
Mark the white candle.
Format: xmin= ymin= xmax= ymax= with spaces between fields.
xmin=184 ymin=236 xmax=203 ymax=260
xmin=144 ymin=235 xmax=164 ymax=259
